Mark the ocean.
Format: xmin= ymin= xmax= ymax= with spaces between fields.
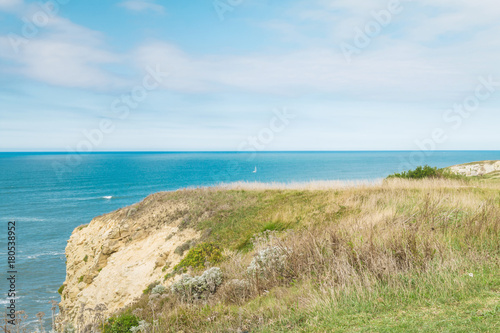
xmin=1 ymin=151 xmax=500 ymax=327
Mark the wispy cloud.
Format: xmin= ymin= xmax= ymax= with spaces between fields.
xmin=119 ymin=0 xmax=165 ymax=14
xmin=1 ymin=0 xmax=498 ymax=98
xmin=0 ymin=16 xmax=125 ymax=89
xmin=132 ymin=39 xmax=495 ymax=102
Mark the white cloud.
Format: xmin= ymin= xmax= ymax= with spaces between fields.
xmin=0 ymin=17 xmax=125 ymax=89
xmin=209 ymin=0 xmax=497 ymax=101
xmin=1 ymin=0 xmax=499 ymax=100
xmin=119 ymin=0 xmax=165 ymax=14
xmin=313 ymin=0 xmax=500 ymax=42
xmin=133 ymin=38 xmax=497 ymax=102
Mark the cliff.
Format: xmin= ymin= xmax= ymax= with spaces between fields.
xmin=59 ymin=192 xmax=200 ymax=325
xmin=447 ymin=160 xmax=500 ymax=177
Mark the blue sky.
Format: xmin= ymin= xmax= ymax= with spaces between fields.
xmin=0 ymin=0 xmax=499 ymax=151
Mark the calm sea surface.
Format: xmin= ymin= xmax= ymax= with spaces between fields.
xmin=1 ymin=151 xmax=500 ymax=326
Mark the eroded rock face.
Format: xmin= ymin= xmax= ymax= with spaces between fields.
xmin=59 ymin=193 xmax=199 ymax=326
xmin=448 ymin=160 xmax=500 ymax=177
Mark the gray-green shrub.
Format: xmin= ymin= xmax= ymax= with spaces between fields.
xmin=171 ymin=267 xmax=223 ymax=300
xmin=247 ymin=246 xmax=288 ymax=278
xmin=151 ymin=284 xmax=166 ymax=295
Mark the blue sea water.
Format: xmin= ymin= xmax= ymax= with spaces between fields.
xmin=1 ymin=151 xmax=500 ymax=326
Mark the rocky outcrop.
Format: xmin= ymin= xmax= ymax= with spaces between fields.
xmin=59 ymin=192 xmax=200 ymax=327
xmin=447 ymin=160 xmax=500 ymax=177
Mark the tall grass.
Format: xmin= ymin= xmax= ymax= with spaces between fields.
xmin=105 ymin=178 xmax=499 ymax=332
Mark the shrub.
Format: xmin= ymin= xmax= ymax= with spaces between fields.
xmin=171 ymin=267 xmax=223 ymax=300
xmin=247 ymin=246 xmax=288 ymax=278
xmin=387 ymin=165 xmax=467 ymax=180
xmin=173 ymin=242 xmax=223 ymax=272
xmin=143 ymin=281 xmax=160 ymax=294
xmin=103 ymin=313 xmax=139 ymax=333
xmin=83 ymin=255 xmax=88 ymax=263
xmin=130 ymin=320 xmax=151 ymax=333
xmin=151 ymin=284 xmax=167 ymax=295
xmin=387 ymin=165 xmax=440 ymax=179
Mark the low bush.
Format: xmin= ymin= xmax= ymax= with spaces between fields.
xmin=171 ymin=267 xmax=223 ymax=300
xmin=387 ymin=165 xmax=439 ymax=179
xmin=173 ymin=242 xmax=223 ymax=272
xmin=151 ymin=284 xmax=167 ymax=295
xmin=103 ymin=313 xmax=139 ymax=333
xmin=387 ymin=165 xmax=465 ymax=180
xmin=247 ymin=246 xmax=289 ymax=278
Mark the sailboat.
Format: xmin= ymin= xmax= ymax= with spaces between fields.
xmin=253 ymin=166 xmax=257 ymax=173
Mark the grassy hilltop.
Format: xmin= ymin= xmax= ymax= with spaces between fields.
xmin=90 ymin=170 xmax=500 ymax=332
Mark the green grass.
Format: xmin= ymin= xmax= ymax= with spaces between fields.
xmin=220 ymin=191 xmax=347 ymax=247
xmin=172 ymin=189 xmax=335 ymax=250
xmin=262 ymin=293 xmax=499 ymax=332
xmin=256 ymin=265 xmax=499 ymax=332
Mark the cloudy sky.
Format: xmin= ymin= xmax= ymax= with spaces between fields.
xmin=0 ymin=0 xmax=499 ymax=151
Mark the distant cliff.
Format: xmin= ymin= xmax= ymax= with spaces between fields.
xmin=447 ymin=160 xmax=500 ymax=177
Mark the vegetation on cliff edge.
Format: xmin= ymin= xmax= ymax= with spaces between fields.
xmin=101 ymin=176 xmax=500 ymax=332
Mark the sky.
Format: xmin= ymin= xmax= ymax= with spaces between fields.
xmin=0 ymin=0 xmax=499 ymax=151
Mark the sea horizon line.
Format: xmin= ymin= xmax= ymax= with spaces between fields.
xmin=1 ymin=150 xmax=500 ymax=154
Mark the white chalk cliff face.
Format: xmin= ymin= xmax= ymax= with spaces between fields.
xmin=448 ymin=160 xmax=500 ymax=177
xmin=59 ymin=192 xmax=200 ymax=326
